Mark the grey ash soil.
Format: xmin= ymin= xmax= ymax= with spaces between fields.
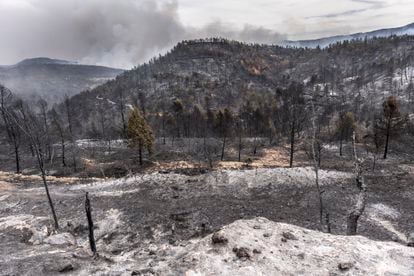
xmin=0 ymin=164 xmax=413 ymax=275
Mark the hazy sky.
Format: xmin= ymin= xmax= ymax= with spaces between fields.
xmin=0 ymin=0 xmax=413 ymax=68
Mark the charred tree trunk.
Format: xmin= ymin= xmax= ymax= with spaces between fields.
xmin=383 ymin=118 xmax=391 ymax=159
xmin=318 ymin=147 xmax=322 ymax=167
xmin=325 ymin=213 xmax=331 ymax=233
xmin=61 ymin=138 xmax=66 ymax=167
xmin=309 ymin=97 xmax=329 ymax=233
xmin=238 ymin=132 xmax=242 ymax=162
xmin=36 ymin=149 xmax=59 ymax=230
xmin=289 ymin=120 xmax=295 ymax=168
xmin=85 ymin=192 xmax=97 ymax=255
xmin=14 ymin=143 xmax=20 ymax=173
xmin=347 ymin=132 xmax=367 ymax=235
xmin=139 ymin=144 xmax=143 ymax=166
xmin=221 ymin=136 xmax=226 ymax=161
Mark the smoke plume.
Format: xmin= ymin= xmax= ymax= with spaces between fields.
xmin=0 ymin=0 xmax=286 ymax=68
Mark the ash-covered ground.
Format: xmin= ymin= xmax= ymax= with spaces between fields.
xmin=0 ymin=159 xmax=413 ymax=275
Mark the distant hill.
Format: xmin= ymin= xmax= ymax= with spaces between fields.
xmin=15 ymin=57 xmax=76 ymax=66
xmin=0 ymin=57 xmax=123 ymax=104
xmin=283 ymin=22 xmax=414 ymax=48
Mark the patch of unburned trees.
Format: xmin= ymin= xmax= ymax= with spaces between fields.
xmin=127 ymin=106 xmax=154 ymax=166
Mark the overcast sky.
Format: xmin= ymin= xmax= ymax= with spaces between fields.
xmin=0 ymin=0 xmax=413 ymax=68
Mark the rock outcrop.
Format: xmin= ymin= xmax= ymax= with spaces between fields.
xmin=160 ymin=217 xmax=414 ymax=275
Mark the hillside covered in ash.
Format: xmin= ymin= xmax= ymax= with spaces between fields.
xmin=1 ymin=166 xmax=413 ymax=275
xmin=0 ymin=58 xmax=123 ymax=104
xmin=64 ymin=35 xmax=414 ymax=140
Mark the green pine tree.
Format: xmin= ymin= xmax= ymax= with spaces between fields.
xmin=127 ymin=107 xmax=154 ymax=165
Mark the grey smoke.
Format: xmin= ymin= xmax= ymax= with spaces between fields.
xmin=193 ymin=21 xmax=286 ymax=45
xmin=0 ymin=0 xmax=285 ymax=69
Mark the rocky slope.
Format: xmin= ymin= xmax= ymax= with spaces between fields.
xmin=1 ymin=214 xmax=413 ymax=275
xmin=159 ymin=217 xmax=414 ymax=276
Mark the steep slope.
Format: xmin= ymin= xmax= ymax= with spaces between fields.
xmin=283 ymin=22 xmax=414 ymax=48
xmin=0 ymin=58 xmax=123 ymax=104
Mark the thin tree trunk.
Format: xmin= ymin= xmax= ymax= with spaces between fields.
xmin=310 ymin=97 xmax=328 ymax=232
xmin=37 ymin=153 xmax=59 ymax=230
xmin=14 ymin=144 xmax=20 ymax=173
xmin=139 ymin=145 xmax=143 ymax=165
xmin=347 ymin=132 xmax=367 ymax=235
xmin=289 ymin=120 xmax=295 ymax=168
xmin=61 ymin=138 xmax=66 ymax=167
xmin=85 ymin=192 xmax=97 ymax=255
xmin=221 ymin=136 xmax=226 ymax=161
xmin=318 ymin=147 xmax=322 ymax=167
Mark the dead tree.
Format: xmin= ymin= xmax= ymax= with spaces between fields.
xmin=281 ymin=83 xmax=307 ymax=168
xmin=347 ymin=132 xmax=367 ymax=235
xmin=0 ymin=85 xmax=22 ymax=173
xmin=309 ymin=90 xmax=330 ymax=233
xmin=376 ymin=96 xmax=406 ymax=159
xmin=3 ymin=103 xmax=59 ymax=229
xmin=85 ymin=192 xmax=97 ymax=255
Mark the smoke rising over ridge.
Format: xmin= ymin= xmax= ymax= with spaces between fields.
xmin=0 ymin=0 xmax=286 ymax=69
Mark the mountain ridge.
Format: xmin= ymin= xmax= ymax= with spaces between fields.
xmin=283 ymin=22 xmax=414 ymax=48
xmin=61 ymin=34 xmax=414 ymax=138
xmin=16 ymin=57 xmax=77 ymax=66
